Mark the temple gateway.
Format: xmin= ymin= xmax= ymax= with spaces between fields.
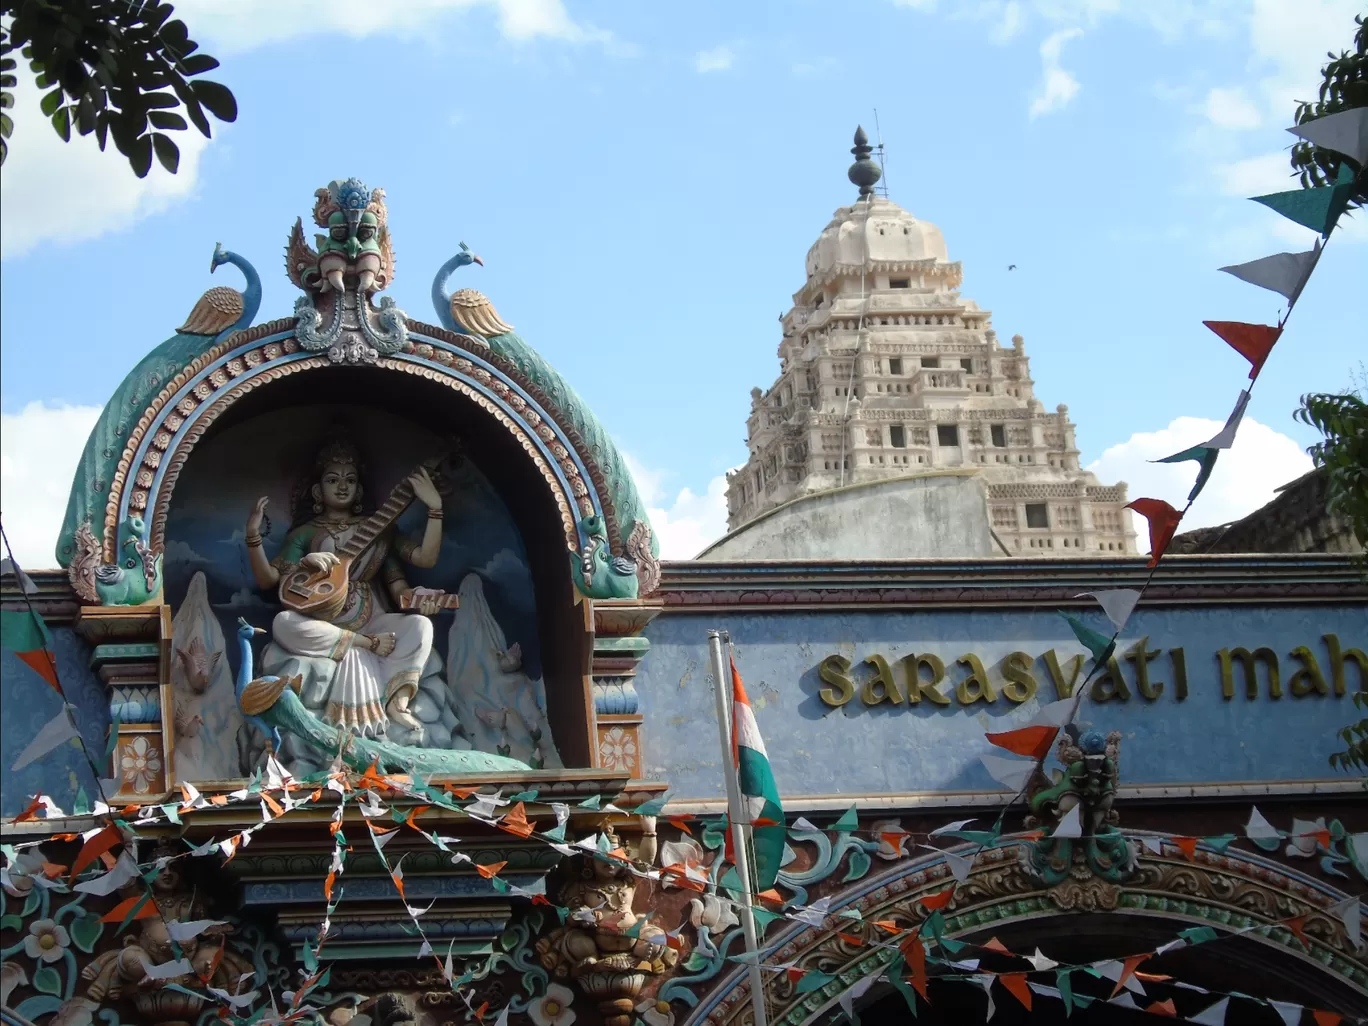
xmin=2 ymin=152 xmax=1365 ymax=1026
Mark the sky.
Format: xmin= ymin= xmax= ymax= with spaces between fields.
xmin=1 ymin=0 xmax=1364 ymax=568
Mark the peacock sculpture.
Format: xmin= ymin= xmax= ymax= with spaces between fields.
xmin=430 ymin=242 xmax=514 ymax=340
xmin=178 ymin=243 xmax=263 ymax=337
xmin=571 ymin=514 xmax=640 ymax=600
xmin=234 ymin=617 xmax=301 ymax=754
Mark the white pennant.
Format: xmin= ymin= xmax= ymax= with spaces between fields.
xmin=794 ymin=896 xmax=832 ymax=926
xmin=790 ymin=816 xmax=821 ymax=833
xmin=1219 ymin=238 xmax=1322 ymax=304
xmin=1330 ymin=895 xmax=1362 ymax=949
xmin=943 ymin=848 xmax=974 ymax=883
xmin=1245 ymin=806 xmax=1281 ymax=841
xmin=980 ymin=754 xmax=1035 ymax=791
xmin=1200 ymin=389 xmax=1250 ymax=450
xmin=1141 ymin=836 xmax=1164 ymax=854
xmin=930 ymin=818 xmax=976 ymax=837
xmin=1350 ymin=832 xmax=1367 ymax=869
xmin=206 ymin=987 xmax=259 ymax=1010
xmin=494 ymin=1006 xmax=511 ymax=1026
xmin=0 ymin=558 xmax=38 ymax=594
xmin=1189 ymin=996 xmax=1230 ymax=1025
xmin=1287 ymin=106 xmax=1368 ymax=166
xmin=1269 ymin=1000 xmax=1303 ymax=1026
xmin=1053 ymin=804 xmax=1083 ymax=839
xmin=1028 ymin=982 xmax=1063 ymax=999
xmin=1107 ymin=992 xmax=1138 ymax=1009
xmin=1076 ymin=590 xmax=1141 ymax=631
xmin=972 ymin=974 xmax=995 ymax=1020
xmin=140 ymin=957 xmax=193 ymax=980
xmin=75 ymin=852 xmax=140 ymax=895
xmin=166 ymin=919 xmax=228 ymax=942
xmin=418 ymin=939 xmax=432 ymax=958
xmin=11 ymin=705 xmax=80 ymax=771
xmin=551 ymin=803 xmax=570 ymax=827
xmin=1027 ymin=947 xmax=1058 ymax=972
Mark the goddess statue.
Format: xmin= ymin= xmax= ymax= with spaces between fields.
xmin=244 ymin=435 xmax=448 ymax=736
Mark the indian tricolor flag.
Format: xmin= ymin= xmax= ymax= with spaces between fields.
xmin=729 ymin=655 xmax=785 ymax=891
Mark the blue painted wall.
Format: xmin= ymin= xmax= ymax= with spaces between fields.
xmin=636 ymin=606 xmax=1368 ymax=800
xmin=1 ymin=627 xmax=108 ymax=817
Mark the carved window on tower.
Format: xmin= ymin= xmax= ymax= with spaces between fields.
xmin=1008 ymin=426 xmax=1031 ymax=446
xmin=990 ymin=424 xmax=1007 ymax=448
xmin=936 ymin=424 xmax=959 ymax=447
xmin=1094 ymin=508 xmax=1122 ymax=531
xmin=911 ymin=427 xmax=930 ymax=445
xmin=889 ymin=357 xmax=903 ymax=375
xmin=889 ymin=425 xmax=906 ymax=448
xmin=866 ymin=428 xmax=883 ymax=446
xmin=1056 ymin=505 xmax=1081 ymax=529
xmin=922 ymin=357 xmax=940 ymax=369
xmin=1025 ymin=503 xmax=1050 ymax=529
xmin=966 ymin=426 xmax=983 ymax=446
xmin=1044 ymin=430 xmax=1064 ymax=447
xmin=890 ymin=278 xmax=910 ymax=289
xmin=992 ymin=506 xmax=1018 ymax=529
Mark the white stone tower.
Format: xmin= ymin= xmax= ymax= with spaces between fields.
xmin=721 ymin=127 xmax=1136 ymax=558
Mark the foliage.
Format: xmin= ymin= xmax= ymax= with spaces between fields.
xmin=1296 ymin=387 xmax=1368 ymax=552
xmin=0 ymin=0 xmax=235 ymax=176
xmin=1289 ymin=13 xmax=1366 ymax=207
xmin=1328 ymin=691 xmax=1368 ymax=776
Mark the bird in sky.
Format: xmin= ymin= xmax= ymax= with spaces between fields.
xmin=1007 ymin=264 xmax=1017 ymax=271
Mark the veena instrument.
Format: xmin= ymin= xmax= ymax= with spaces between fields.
xmin=278 ymin=455 xmax=450 ymax=621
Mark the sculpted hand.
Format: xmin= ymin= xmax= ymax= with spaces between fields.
xmin=301 ymin=551 xmax=341 ymax=573
xmin=246 ymin=496 xmax=269 ymax=534
xmin=409 ymin=467 xmax=442 ymax=510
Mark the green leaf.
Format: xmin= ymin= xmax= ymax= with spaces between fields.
xmin=0 ymin=913 xmax=22 ymax=931
xmin=33 ymin=966 xmax=61 ymax=996
xmin=51 ymin=105 xmax=70 ymax=141
xmin=70 ymin=912 xmax=103 ymax=953
xmin=499 ymin=928 xmax=518 ymax=951
xmin=148 ymin=110 xmax=187 ymax=130
xmin=178 ymin=53 xmax=219 ymax=75
xmin=146 ymin=91 xmax=179 ymax=110
xmin=22 ymin=889 xmax=40 ymax=916
xmin=129 ymin=134 xmax=153 ymax=177
xmin=189 ymin=79 xmax=236 ymax=122
xmin=40 ymin=86 xmax=62 ymax=116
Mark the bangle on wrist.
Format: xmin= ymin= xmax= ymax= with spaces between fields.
xmin=427 ymin=507 xmax=444 ymax=519
xmin=246 ymin=533 xmax=263 ymax=548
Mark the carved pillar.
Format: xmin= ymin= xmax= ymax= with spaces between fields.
xmin=588 ymin=600 xmax=663 ymax=777
xmin=74 ymin=605 xmax=173 ymax=800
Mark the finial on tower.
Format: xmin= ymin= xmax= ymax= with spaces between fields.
xmin=847 ymin=125 xmax=882 ymax=198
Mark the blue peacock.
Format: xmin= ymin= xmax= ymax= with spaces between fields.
xmin=430 ymin=243 xmax=514 ymax=340
xmin=234 ymin=617 xmax=300 ymax=754
xmin=178 ymin=243 xmax=263 ymax=337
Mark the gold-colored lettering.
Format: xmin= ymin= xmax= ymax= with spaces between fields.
xmin=1324 ymin=634 xmax=1368 ymax=698
xmin=1124 ymin=636 xmax=1163 ymax=701
xmin=955 ymin=654 xmax=998 ymax=705
xmin=1042 ymin=649 xmax=1084 ymax=699
xmin=817 ymin=654 xmax=855 ymax=707
xmin=900 ymin=653 xmax=951 ymax=705
xmin=1288 ymin=646 xmax=1329 ymax=697
xmin=1218 ymin=647 xmax=1281 ymax=700
xmin=1170 ymin=648 xmax=1188 ymax=701
xmin=861 ymin=654 xmax=904 ymax=705
xmin=1090 ymin=658 xmax=1131 ymax=702
xmin=1000 ymin=651 xmax=1038 ymax=704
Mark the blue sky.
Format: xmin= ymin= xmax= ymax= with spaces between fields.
xmin=1 ymin=0 xmax=1364 ymax=565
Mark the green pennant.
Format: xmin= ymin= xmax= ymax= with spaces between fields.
xmin=796 ymin=970 xmax=836 ymax=994
xmin=631 ymin=794 xmax=670 ymax=817
xmin=542 ymin=823 xmax=567 ymax=843
xmin=836 ymin=907 xmax=863 ymax=922
xmin=1057 ymin=967 xmax=1075 ymax=1016
xmin=104 ymin=716 xmax=121 ymax=762
xmin=1250 ymin=163 xmax=1356 ymax=237
xmin=922 ymin=911 xmax=965 ymax=955
xmin=490 ymin=876 xmax=510 ymax=894
xmin=554 ymin=905 xmax=569 ymax=925
xmin=508 ymin=789 xmax=539 ymax=803
xmin=161 ymin=804 xmax=181 ymax=825
xmin=941 ymin=828 xmax=1001 ymax=848
xmin=885 ymin=955 xmax=920 ymax=1016
xmin=829 ymin=806 xmax=859 ymax=833
xmin=1179 ymin=925 xmax=1220 ymax=945
xmin=577 ymin=795 xmax=603 ymax=810
xmin=751 ymin=907 xmax=785 ymax=934
xmin=1059 ymin=612 xmax=1116 ymax=664
xmin=73 ymin=787 xmax=90 ymax=817
xmin=596 ymin=833 xmax=613 ymax=853
xmin=1156 ymin=444 xmax=1220 ymax=503
xmin=115 ymin=892 xmax=152 ymax=934
xmin=719 ymin=866 xmax=743 ymax=897
xmin=1203 ymin=833 xmax=1237 ymax=853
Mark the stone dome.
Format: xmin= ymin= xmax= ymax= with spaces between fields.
xmin=804 ymin=196 xmax=949 ymax=279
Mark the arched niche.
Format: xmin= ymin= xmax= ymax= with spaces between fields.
xmin=146 ymin=323 xmax=614 ymax=778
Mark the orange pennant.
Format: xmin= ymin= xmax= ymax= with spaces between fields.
xmin=198 ymin=938 xmax=225 ymax=984
xmin=756 ymin=888 xmax=784 ymax=905
xmin=1286 ymin=914 xmax=1308 ymax=945
xmin=667 ymin=815 xmax=693 ymax=835
xmin=208 ymin=795 xmax=229 ymax=806
xmin=445 ymin=784 xmax=478 ymax=800
xmin=100 ymin=894 xmax=159 ymax=923
xmin=404 ymin=805 xmax=433 ymax=830
xmin=11 ymin=798 xmax=43 ymax=822
xmin=1145 ymin=998 xmax=1178 ymax=1017
xmin=1111 ymin=955 xmax=1148 ymax=997
xmin=985 ymin=724 xmax=1059 ymax=761
xmin=1018 ymin=829 xmax=1045 ymax=841
xmin=1126 ymin=498 xmax=1184 ymax=568
xmin=474 ymin=1002 xmax=489 ymax=1021
xmin=872 ymin=919 xmax=903 ymax=935
xmin=495 ymin=809 xmax=530 ymax=837
xmin=1172 ymin=837 xmax=1198 ymax=861
xmin=999 ymin=973 xmax=1031 ymax=1010
xmin=837 ymin=931 xmax=865 ymax=946
xmin=15 ymin=650 xmax=60 ymax=691
xmin=918 ymin=886 xmax=956 ymax=911
xmin=1312 ymin=1011 xmax=1342 ymax=1026
xmin=69 ymin=825 xmax=122 ymax=882
xmin=1203 ymin=321 xmax=1282 ymax=381
xmin=980 ymin=937 xmax=1012 ymax=955
xmin=475 ymin=860 xmax=508 ymax=879
xmin=324 ymin=870 xmax=338 ymax=902
xmin=261 ymin=791 xmax=285 ymax=818
xmin=50 ymin=833 xmax=80 ymax=842
xmin=785 ymin=967 xmax=806 ymax=984
xmin=902 ymin=933 xmax=928 ymax=1000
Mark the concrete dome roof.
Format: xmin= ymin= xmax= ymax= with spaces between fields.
xmin=804 ymin=196 xmax=949 ymax=279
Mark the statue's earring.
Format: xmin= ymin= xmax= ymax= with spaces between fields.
xmin=352 ymin=485 xmax=364 ymax=515
xmin=312 ymin=484 xmax=323 ymax=515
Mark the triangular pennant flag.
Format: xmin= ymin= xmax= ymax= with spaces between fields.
xmin=1245 ymin=806 xmax=1282 ymax=841
xmin=971 ymin=974 xmax=995 ymax=1020
xmin=1027 ymin=948 xmax=1058 ymax=972
xmin=11 ymin=705 xmax=80 ymax=771
xmin=1202 ymin=388 xmax=1252 ymax=450
xmin=1053 ymin=804 xmax=1082 ymax=839
xmin=985 ymin=724 xmax=1058 ymax=761
xmin=1311 ymin=1010 xmax=1343 ymax=1026
xmin=1145 ymin=998 xmax=1178 ymax=1016
xmin=1172 ymin=837 xmax=1198 ymax=861
xmin=999 ymin=973 xmax=1031 ymax=1010
xmin=1179 ymin=926 xmax=1221 ymax=945
xmin=1203 ymin=834 xmax=1237 ymax=853
xmin=981 ymin=937 xmax=1012 ymax=955
xmin=902 ymin=932 xmax=929 ymax=1000
xmin=1110 ymin=955 xmax=1148 ymax=997
xmin=0 ymin=609 xmax=60 ymax=691
xmin=830 ymin=806 xmax=859 ymax=832
xmin=1219 ymin=239 xmax=1323 ymax=303
xmin=542 ymin=822 xmax=567 ymax=843
xmin=794 ymin=896 xmax=833 ymax=927
xmin=1059 ymin=612 xmax=1116 ymax=663
xmin=796 ymin=970 xmax=836 ymax=994
xmin=791 ymin=816 xmax=820 ymax=833
xmin=1190 ymin=996 xmax=1230 ymax=1025
xmin=1108 ymin=992 xmax=1139 ymax=1009
xmin=1270 ymin=1001 xmax=1303 ymax=1026
xmin=980 ymin=754 xmax=1036 ymax=792
xmin=942 ymin=848 xmax=974 ymax=884
xmin=751 ymin=907 xmax=785 ymax=932
xmin=632 ymin=794 xmax=669 ymax=816
xmin=1154 ymin=445 xmax=1220 ymax=504
xmin=1288 ymin=106 xmax=1368 ymax=165
xmin=1126 ymin=498 xmax=1184 ymax=567
xmin=1203 ymin=322 xmax=1283 ymax=381
xmin=474 ymin=861 xmax=507 ymax=879
xmin=918 ymin=885 xmax=956 ymax=911
xmin=1329 ymin=895 xmax=1362 ymax=949
xmin=1251 ymin=163 xmax=1357 ymax=237
xmin=498 ymin=802 xmax=533 ymax=839
xmin=577 ymin=794 xmax=602 ymax=810
xmin=931 ymin=818 xmax=977 ymax=837
xmin=1076 ymin=590 xmax=1141 ymax=632
xmin=1056 ymin=968 xmax=1076 ymax=1015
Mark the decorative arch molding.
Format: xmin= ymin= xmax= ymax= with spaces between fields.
xmin=102 ymin=320 xmax=615 ymax=564
xmin=683 ymin=834 xmax=1368 ymax=1026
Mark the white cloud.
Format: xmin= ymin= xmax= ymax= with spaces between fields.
xmin=625 ymin=454 xmax=730 ymax=559
xmin=0 ymin=403 xmax=101 ymax=570
xmin=1087 ymin=413 xmax=1313 ymax=551
xmin=990 ymin=1 xmax=1026 ymax=43
xmin=1204 ymin=86 xmax=1263 ymax=129
xmin=174 ymin=0 xmax=622 ymax=52
xmin=1028 ymin=28 xmax=1083 ymax=119
xmin=0 ymin=75 xmax=213 ymax=259
xmin=1214 ymin=150 xmax=1298 ymax=197
xmin=1247 ymin=0 xmax=1363 ymax=121
xmin=694 ymin=45 xmax=736 ymax=73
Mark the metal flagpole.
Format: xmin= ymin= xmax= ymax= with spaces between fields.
xmin=707 ymin=630 xmax=770 ymax=1026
